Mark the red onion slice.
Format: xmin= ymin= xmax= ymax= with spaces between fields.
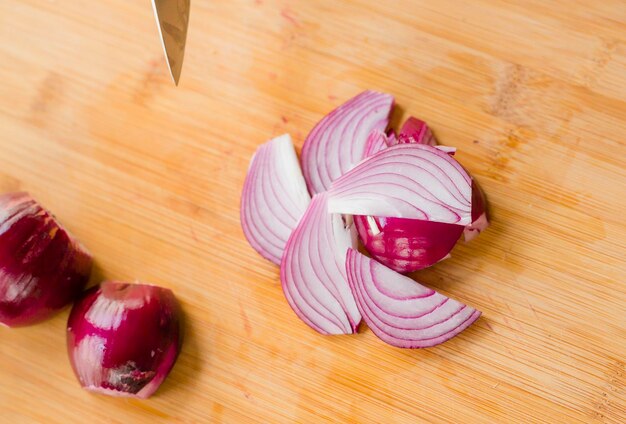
xmin=241 ymin=134 xmax=311 ymax=264
xmin=397 ymin=117 xmax=436 ymax=146
xmin=280 ymin=193 xmax=361 ymax=335
xmin=0 ymin=192 xmax=92 ymax=327
xmin=345 ymin=249 xmax=480 ymax=348
xmin=301 ymin=91 xmax=394 ymax=194
xmin=328 ymin=144 xmax=472 ymax=225
xmin=464 ymin=180 xmax=490 ymax=242
xmin=435 ymin=146 xmax=456 ymax=155
xmin=353 ymin=215 xmax=463 ymax=273
xmin=67 ymin=281 xmax=182 ymax=398
xmin=363 ymin=130 xmax=391 ymax=157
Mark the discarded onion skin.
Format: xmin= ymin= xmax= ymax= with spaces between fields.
xmin=301 ymin=90 xmax=394 ymax=194
xmin=0 ymin=192 xmax=92 ymax=327
xmin=346 ymin=249 xmax=480 ymax=348
xmin=353 ymin=215 xmax=463 ymax=273
xmin=67 ymin=281 xmax=182 ymax=398
xmin=241 ymin=134 xmax=311 ymax=264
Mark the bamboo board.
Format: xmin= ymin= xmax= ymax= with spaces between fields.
xmin=0 ymin=1 xmax=624 ymax=422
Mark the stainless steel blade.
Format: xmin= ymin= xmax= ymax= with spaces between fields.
xmin=152 ymin=0 xmax=190 ymax=85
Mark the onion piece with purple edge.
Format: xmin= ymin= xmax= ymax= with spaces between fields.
xmin=435 ymin=146 xmax=456 ymax=155
xmin=280 ymin=192 xmax=361 ymax=335
xmin=0 ymin=192 xmax=92 ymax=327
xmin=345 ymin=249 xmax=481 ymax=348
xmin=67 ymin=281 xmax=182 ymax=398
xmin=301 ymin=90 xmax=394 ymax=194
xmin=354 ymin=130 xmax=462 ymax=273
xmin=363 ymin=129 xmax=392 ymax=157
xmin=397 ymin=117 xmax=437 ymax=146
xmin=353 ymin=215 xmax=463 ymax=273
xmin=241 ymin=134 xmax=311 ymax=265
xmin=397 ymin=116 xmax=488 ymax=236
xmin=328 ymin=144 xmax=472 ymax=225
xmin=464 ymin=180 xmax=490 ymax=242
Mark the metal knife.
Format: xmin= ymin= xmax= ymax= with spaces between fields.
xmin=151 ymin=0 xmax=190 ymax=85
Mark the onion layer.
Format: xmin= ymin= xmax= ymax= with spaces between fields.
xmin=353 ymin=215 xmax=463 ymax=273
xmin=280 ymin=193 xmax=361 ymax=335
xmin=363 ymin=129 xmax=392 ymax=157
xmin=67 ymin=281 xmax=182 ymax=398
xmin=241 ymin=134 xmax=311 ymax=264
xmin=301 ymin=91 xmax=394 ymax=194
xmin=355 ymin=123 xmax=462 ymax=273
xmin=0 ymin=192 xmax=92 ymax=327
xmin=464 ymin=180 xmax=490 ymax=242
xmin=397 ymin=117 xmax=436 ymax=146
xmin=345 ymin=249 xmax=480 ymax=348
xmin=328 ymin=144 xmax=472 ymax=225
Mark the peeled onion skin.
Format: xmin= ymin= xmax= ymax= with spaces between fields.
xmin=67 ymin=281 xmax=182 ymax=398
xmin=0 ymin=192 xmax=92 ymax=327
xmin=354 ymin=215 xmax=464 ymax=273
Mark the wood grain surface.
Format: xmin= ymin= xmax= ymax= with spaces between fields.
xmin=0 ymin=1 xmax=624 ymax=422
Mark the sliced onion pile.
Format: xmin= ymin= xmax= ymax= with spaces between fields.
xmin=0 ymin=192 xmax=92 ymax=327
xmin=346 ymin=249 xmax=481 ymax=348
xmin=241 ymin=91 xmax=486 ymax=348
xmin=241 ymin=134 xmax=311 ymax=264
xmin=67 ymin=281 xmax=182 ymax=398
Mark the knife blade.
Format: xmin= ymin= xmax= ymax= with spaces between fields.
xmin=151 ymin=0 xmax=190 ymax=85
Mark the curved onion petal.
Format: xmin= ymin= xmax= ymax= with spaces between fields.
xmin=0 ymin=192 xmax=92 ymax=327
xmin=464 ymin=180 xmax=490 ymax=242
xmin=357 ymin=127 xmax=461 ymax=272
xmin=353 ymin=215 xmax=463 ymax=273
xmin=280 ymin=193 xmax=361 ymax=335
xmin=345 ymin=249 xmax=480 ymax=348
xmin=301 ymin=91 xmax=394 ymax=194
xmin=328 ymin=144 xmax=472 ymax=225
xmin=398 ymin=117 xmax=436 ymax=146
xmin=67 ymin=281 xmax=182 ymax=398
xmin=397 ymin=118 xmax=489 ymax=238
xmin=363 ymin=129 xmax=391 ymax=157
xmin=435 ymin=146 xmax=456 ymax=155
xmin=241 ymin=134 xmax=311 ymax=264
xmin=386 ymin=130 xmax=397 ymax=145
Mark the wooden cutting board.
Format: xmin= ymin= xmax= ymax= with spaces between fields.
xmin=0 ymin=1 xmax=624 ymax=422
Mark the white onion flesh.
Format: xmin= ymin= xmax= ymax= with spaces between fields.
xmin=241 ymin=134 xmax=311 ymax=264
xmin=328 ymin=144 xmax=472 ymax=225
xmin=364 ymin=130 xmax=392 ymax=157
xmin=280 ymin=193 xmax=361 ymax=335
xmin=345 ymin=249 xmax=480 ymax=348
xmin=301 ymin=91 xmax=394 ymax=194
